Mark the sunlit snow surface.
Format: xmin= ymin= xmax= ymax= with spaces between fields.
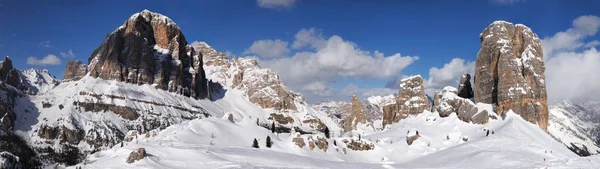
xmin=75 ymin=87 xmax=598 ymax=169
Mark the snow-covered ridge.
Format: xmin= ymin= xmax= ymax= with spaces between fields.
xmin=548 ymin=100 xmax=600 ymax=156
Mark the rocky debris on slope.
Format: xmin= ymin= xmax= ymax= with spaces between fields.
xmin=63 ymin=60 xmax=88 ymax=81
xmin=293 ymin=133 xmax=305 ymax=148
xmin=307 ymin=136 xmax=328 ymax=152
xmin=37 ymin=125 xmax=85 ymax=144
xmin=126 ymin=148 xmax=146 ymax=163
xmin=343 ymin=139 xmax=374 ymax=151
xmin=83 ymin=10 xmax=209 ymax=99
xmin=123 ymin=130 xmax=139 ymax=142
xmin=269 ymin=113 xmax=295 ymax=124
xmin=406 ymin=134 xmax=420 ymax=145
xmin=0 ymin=57 xmax=22 ymax=89
xmin=433 ymin=87 xmax=489 ymax=124
xmin=341 ymin=95 xmax=367 ymax=132
xmin=457 ymin=74 xmax=474 ymax=99
xmin=231 ymin=58 xmax=301 ymax=110
xmin=382 ymin=75 xmax=430 ymax=128
xmin=474 ymin=21 xmax=548 ymax=130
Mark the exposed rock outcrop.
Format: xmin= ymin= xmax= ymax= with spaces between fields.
xmin=382 ymin=75 xmax=430 ymax=128
xmin=341 ymin=95 xmax=367 ymax=131
xmin=292 ymin=133 xmax=305 ymax=148
xmin=0 ymin=56 xmax=22 ymax=88
xmin=457 ymin=74 xmax=474 ymax=99
xmin=86 ymin=10 xmax=209 ymax=99
xmin=433 ymin=87 xmax=489 ymax=124
xmin=343 ymin=139 xmax=374 ymax=151
xmin=126 ymin=148 xmax=146 ymax=163
xmin=63 ymin=60 xmax=88 ymax=81
xmin=474 ymin=21 xmax=548 ymax=130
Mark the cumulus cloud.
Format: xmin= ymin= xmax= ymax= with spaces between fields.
xmin=38 ymin=40 xmax=53 ymax=48
xmin=542 ymin=15 xmax=600 ymax=104
xmin=585 ymin=40 xmax=600 ymax=48
xmin=255 ymin=28 xmax=417 ymax=102
xmin=27 ymin=54 xmax=62 ymax=66
xmin=546 ymin=48 xmax=600 ymax=104
xmin=257 ymin=0 xmax=297 ymax=9
xmin=244 ymin=39 xmax=290 ymax=58
xmin=542 ymin=15 xmax=600 ymax=59
xmin=341 ymin=84 xmax=397 ymax=98
xmin=60 ymin=49 xmax=76 ymax=58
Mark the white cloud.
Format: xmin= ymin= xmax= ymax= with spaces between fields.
xmin=341 ymin=84 xmax=396 ymax=98
xmin=38 ymin=40 xmax=53 ymax=48
xmin=27 ymin=54 xmax=62 ymax=66
xmin=244 ymin=39 xmax=290 ymax=58
xmin=546 ymin=48 xmax=600 ymax=104
xmin=425 ymin=58 xmax=475 ymax=91
xmin=385 ymin=58 xmax=475 ymax=96
xmin=256 ymin=28 xmax=417 ymax=103
xmin=301 ymin=81 xmax=333 ymax=97
xmin=60 ymin=49 xmax=76 ymax=58
xmin=542 ymin=15 xmax=600 ymax=104
xmin=257 ymin=0 xmax=297 ymax=9
xmin=585 ymin=40 xmax=600 ymax=48
xmin=542 ymin=15 xmax=600 ymax=59
xmin=292 ymin=28 xmax=327 ymax=49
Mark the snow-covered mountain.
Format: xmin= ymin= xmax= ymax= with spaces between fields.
xmin=548 ymin=99 xmax=600 ymax=156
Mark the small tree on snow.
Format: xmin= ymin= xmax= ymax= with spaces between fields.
xmin=324 ymin=127 xmax=330 ymax=139
xmin=271 ymin=122 xmax=276 ymax=133
xmin=252 ymin=138 xmax=260 ymax=148
xmin=266 ymin=136 xmax=272 ymax=148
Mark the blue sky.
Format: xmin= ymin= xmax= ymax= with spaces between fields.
xmin=1 ymin=0 xmax=599 ymax=103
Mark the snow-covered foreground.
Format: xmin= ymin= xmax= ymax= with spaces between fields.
xmin=73 ymin=88 xmax=599 ymax=169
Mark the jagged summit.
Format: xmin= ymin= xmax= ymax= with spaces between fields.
xmin=68 ymin=10 xmax=210 ymax=99
xmin=474 ymin=21 xmax=548 ymax=130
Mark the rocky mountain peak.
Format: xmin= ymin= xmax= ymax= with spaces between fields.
xmin=382 ymin=75 xmax=430 ymax=128
xmin=79 ymin=10 xmax=209 ymax=99
xmin=341 ymin=95 xmax=367 ymax=131
xmin=0 ymin=56 xmax=21 ymax=88
xmin=474 ymin=21 xmax=548 ymax=130
xmin=63 ymin=60 xmax=87 ymax=82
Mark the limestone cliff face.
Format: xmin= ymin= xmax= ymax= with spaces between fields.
xmin=382 ymin=75 xmax=430 ymax=128
xmin=85 ymin=10 xmax=209 ymax=99
xmin=457 ymin=74 xmax=474 ymax=99
xmin=341 ymin=95 xmax=367 ymax=131
xmin=474 ymin=21 xmax=548 ymax=130
xmin=0 ymin=57 xmax=21 ymax=88
xmin=63 ymin=60 xmax=88 ymax=82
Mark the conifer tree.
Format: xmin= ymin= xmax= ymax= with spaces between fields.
xmin=324 ymin=127 xmax=330 ymax=139
xmin=266 ymin=136 xmax=272 ymax=148
xmin=271 ymin=122 xmax=276 ymax=133
xmin=252 ymin=138 xmax=260 ymax=148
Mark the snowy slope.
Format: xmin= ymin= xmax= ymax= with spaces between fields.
xmin=75 ymin=107 xmax=590 ymax=169
xmin=548 ymin=99 xmax=600 ymax=156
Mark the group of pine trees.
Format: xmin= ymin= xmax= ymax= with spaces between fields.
xmin=252 ymin=136 xmax=272 ymax=148
xmin=251 ymin=119 xmax=333 ymax=149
